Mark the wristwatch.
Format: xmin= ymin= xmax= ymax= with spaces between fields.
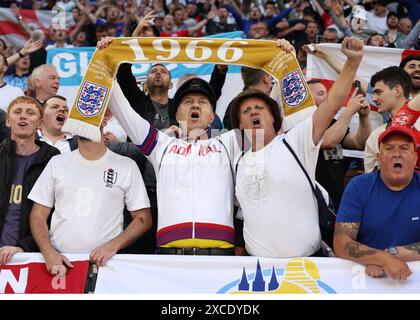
xmin=387 ymin=246 xmax=398 ymax=256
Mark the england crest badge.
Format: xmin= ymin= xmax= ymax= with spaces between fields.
xmin=104 ymin=168 xmax=117 ymax=188
xmin=282 ymin=69 xmax=307 ymax=108
xmin=76 ymin=80 xmax=109 ymax=117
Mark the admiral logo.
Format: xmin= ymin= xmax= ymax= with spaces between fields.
xmin=104 ymin=168 xmax=118 ymax=188
xmin=76 ymin=80 xmax=109 ymax=117
xmin=282 ymin=69 xmax=307 ymax=108
xmin=217 ymin=258 xmax=336 ymax=294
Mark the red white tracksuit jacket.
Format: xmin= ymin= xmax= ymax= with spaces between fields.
xmin=110 ymin=82 xmax=243 ymax=246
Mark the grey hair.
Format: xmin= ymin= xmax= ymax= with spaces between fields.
xmin=31 ymin=64 xmax=57 ymax=82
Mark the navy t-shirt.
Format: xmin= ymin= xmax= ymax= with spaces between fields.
xmin=337 ymin=171 xmax=420 ymax=250
xmin=0 ymin=152 xmax=38 ymax=247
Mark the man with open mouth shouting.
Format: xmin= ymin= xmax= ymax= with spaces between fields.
xmin=108 ymin=76 xmax=243 ymax=256
xmin=334 ymin=120 xmax=420 ymax=281
xmin=37 ymin=95 xmax=75 ymax=154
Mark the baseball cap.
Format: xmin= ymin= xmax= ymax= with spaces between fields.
xmin=378 ymin=126 xmax=418 ymax=147
xmin=172 ymin=78 xmax=217 ymax=113
xmin=229 ymin=89 xmax=282 ymax=132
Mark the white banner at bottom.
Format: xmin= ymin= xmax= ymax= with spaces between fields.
xmin=94 ymin=255 xmax=420 ymax=294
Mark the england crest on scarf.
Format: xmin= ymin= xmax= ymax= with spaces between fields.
xmin=76 ymin=81 xmax=109 ymax=117
xmin=282 ymin=69 xmax=307 ymax=108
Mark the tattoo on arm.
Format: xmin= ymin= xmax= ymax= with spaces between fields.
xmin=334 ymin=222 xmax=360 ymax=240
xmin=345 ymin=242 xmax=376 ymax=258
xmin=139 ymin=217 xmax=145 ymax=225
xmin=404 ymin=242 xmax=420 ymax=255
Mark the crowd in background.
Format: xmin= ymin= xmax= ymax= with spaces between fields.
xmin=0 ymin=0 xmax=419 ymax=281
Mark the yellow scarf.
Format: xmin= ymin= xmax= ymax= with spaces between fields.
xmin=62 ymin=37 xmax=314 ymax=142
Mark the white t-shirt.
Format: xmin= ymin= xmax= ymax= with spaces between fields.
xmin=0 ymin=84 xmax=24 ymax=111
xmin=236 ymin=117 xmax=322 ymax=258
xmin=28 ymin=149 xmax=150 ymax=253
xmin=366 ymin=11 xmax=388 ymax=35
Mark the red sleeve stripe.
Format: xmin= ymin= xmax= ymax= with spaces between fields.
xmin=137 ymin=127 xmax=158 ymax=156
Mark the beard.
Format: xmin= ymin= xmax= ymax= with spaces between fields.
xmin=412 ymin=80 xmax=420 ymax=92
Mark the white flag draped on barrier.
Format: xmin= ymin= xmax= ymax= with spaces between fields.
xmin=94 ymin=255 xmax=420 ymax=294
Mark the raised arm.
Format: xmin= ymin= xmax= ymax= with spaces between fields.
xmin=187 ymin=11 xmax=216 ymax=35
xmin=276 ymin=22 xmax=306 ymax=39
xmin=11 ymin=6 xmax=31 ymax=37
xmin=396 ymin=19 xmax=420 ymax=49
xmin=312 ymin=37 xmax=364 ymax=145
xmin=265 ymin=7 xmax=293 ymax=28
xmin=224 ymin=2 xmax=245 ymax=30
xmin=311 ymin=0 xmax=325 ymax=17
xmin=116 ymin=63 xmax=148 ymax=116
xmin=321 ymin=89 xmax=371 ymax=149
xmin=209 ymin=64 xmax=228 ymax=102
xmin=6 ymin=39 xmax=43 ymax=66
xmin=109 ymin=80 xmax=156 ymax=148
xmin=74 ymin=0 xmax=99 ymax=25
xmin=70 ymin=13 xmax=90 ymax=43
xmin=342 ymin=98 xmax=371 ymax=150
xmin=325 ymin=0 xmax=353 ymax=37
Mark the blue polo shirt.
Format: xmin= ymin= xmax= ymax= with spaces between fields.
xmin=337 ymin=171 xmax=420 ymax=250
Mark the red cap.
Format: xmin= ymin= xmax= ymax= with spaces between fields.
xmin=378 ymin=126 xmax=418 ymax=147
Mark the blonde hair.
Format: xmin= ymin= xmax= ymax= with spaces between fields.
xmin=7 ymin=96 xmax=43 ymax=117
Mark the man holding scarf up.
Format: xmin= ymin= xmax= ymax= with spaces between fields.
xmin=229 ymin=37 xmax=365 ymax=258
xmin=97 ymin=37 xmax=296 ymax=256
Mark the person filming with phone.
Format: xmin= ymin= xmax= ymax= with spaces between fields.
xmin=308 ymin=79 xmax=372 ymax=208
